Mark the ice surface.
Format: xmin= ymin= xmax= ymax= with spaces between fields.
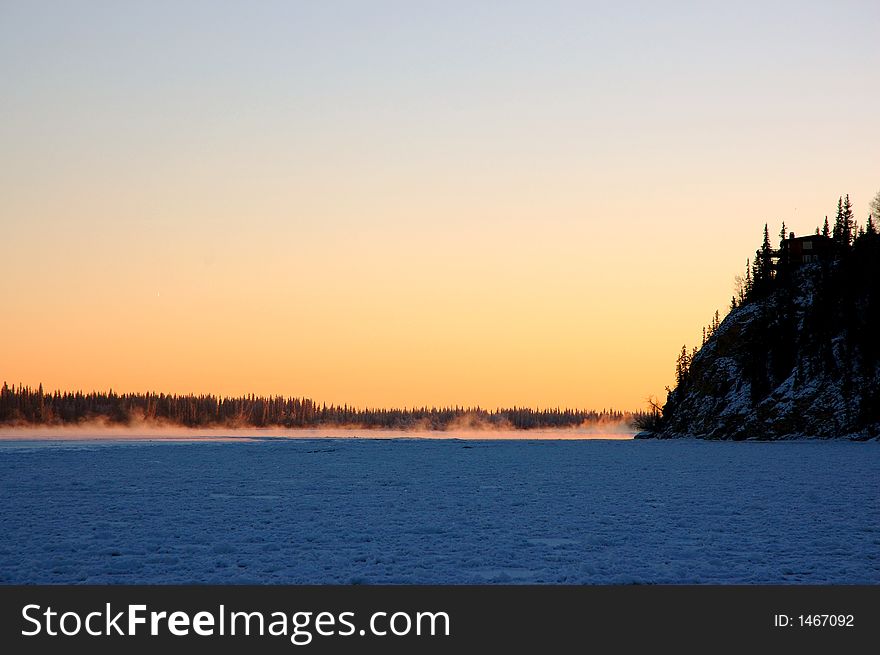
xmin=0 ymin=438 xmax=878 ymax=584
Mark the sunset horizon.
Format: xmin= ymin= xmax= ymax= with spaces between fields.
xmin=3 ymin=3 xmax=879 ymax=412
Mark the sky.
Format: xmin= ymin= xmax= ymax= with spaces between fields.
xmin=1 ymin=1 xmax=878 ymax=410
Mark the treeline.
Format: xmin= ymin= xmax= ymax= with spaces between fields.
xmin=0 ymin=383 xmax=638 ymax=430
xmin=732 ymin=194 xmax=876 ymax=309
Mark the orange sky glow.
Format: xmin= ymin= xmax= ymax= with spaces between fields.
xmin=2 ymin=2 xmax=878 ymax=410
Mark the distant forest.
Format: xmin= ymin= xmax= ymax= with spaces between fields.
xmin=0 ymin=383 xmax=638 ymax=431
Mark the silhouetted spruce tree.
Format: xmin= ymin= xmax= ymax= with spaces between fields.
xmin=675 ymin=345 xmax=690 ymax=387
xmin=744 ymin=258 xmax=753 ymax=298
xmin=833 ymin=198 xmax=843 ymax=243
xmin=779 ymin=221 xmax=787 ymax=242
xmin=822 ymin=216 xmax=831 ymax=238
xmin=832 ymin=196 xmax=855 ymax=247
xmin=751 ymin=224 xmax=774 ymax=297
xmin=762 ymin=222 xmax=773 ymax=269
xmin=842 ymin=194 xmax=855 ymax=247
xmin=867 ymin=214 xmax=877 ymax=236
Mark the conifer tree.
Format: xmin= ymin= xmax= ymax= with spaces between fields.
xmin=779 ymin=221 xmax=787 ymax=243
xmin=822 ymin=216 xmax=831 ymax=238
xmin=842 ymin=194 xmax=854 ymax=246
xmin=751 ymin=224 xmax=774 ymax=295
xmin=744 ymin=258 xmax=752 ymax=298
xmin=675 ymin=345 xmax=690 ymax=387
xmin=867 ymin=214 xmax=877 ymax=236
xmin=833 ymin=198 xmax=843 ymax=243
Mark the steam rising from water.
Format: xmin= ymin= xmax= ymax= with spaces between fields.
xmin=0 ymin=416 xmax=635 ymax=442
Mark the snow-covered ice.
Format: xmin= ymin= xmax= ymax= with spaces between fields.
xmin=0 ymin=438 xmax=878 ymax=584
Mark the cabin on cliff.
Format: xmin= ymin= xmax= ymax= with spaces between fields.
xmin=777 ymin=233 xmax=833 ymax=266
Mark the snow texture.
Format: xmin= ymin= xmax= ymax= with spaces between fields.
xmin=1 ymin=438 xmax=878 ymax=584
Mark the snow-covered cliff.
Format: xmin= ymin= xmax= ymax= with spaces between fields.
xmin=649 ymin=239 xmax=880 ymax=440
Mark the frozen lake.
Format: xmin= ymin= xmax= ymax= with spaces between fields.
xmin=0 ymin=438 xmax=878 ymax=584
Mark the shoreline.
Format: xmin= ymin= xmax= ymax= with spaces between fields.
xmin=0 ymin=426 xmax=635 ymax=442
